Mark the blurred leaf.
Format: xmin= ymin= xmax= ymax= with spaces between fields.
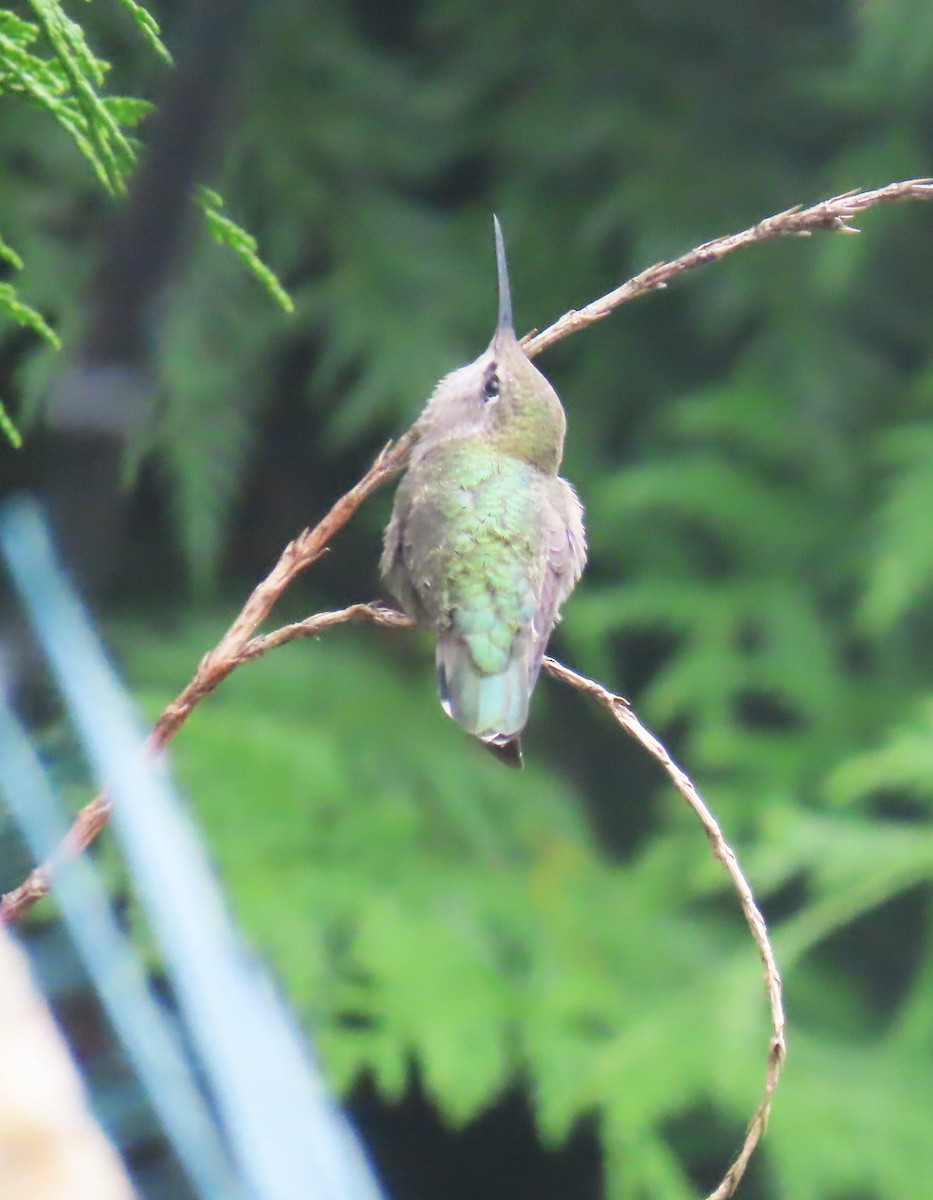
xmin=861 ymin=425 xmax=933 ymax=632
xmin=826 ymin=698 xmax=933 ymax=810
xmin=196 ymin=186 xmax=294 ymax=315
xmin=0 ymin=279 xmax=60 ymax=348
xmin=0 ymin=398 xmax=22 ymax=447
xmin=112 ymin=0 xmax=172 ymax=65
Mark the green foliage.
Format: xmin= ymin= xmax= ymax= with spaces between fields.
xmin=0 ymin=0 xmax=158 ymax=443
xmin=0 ymin=0 xmax=282 ymax=450
xmin=827 ymin=700 xmax=933 ymax=811
xmin=861 ymin=419 xmax=933 ymax=632
xmin=3 ymin=2 xmax=145 ymax=195
xmin=157 ymin=246 xmax=284 ymax=589
xmin=0 ymin=225 xmax=58 ymax=445
xmin=0 ymin=398 xmax=22 ymax=446
xmin=195 ymin=187 xmax=294 ymax=315
xmin=0 ymin=278 xmax=60 ymax=348
xmin=110 ymin=0 xmax=170 ymax=65
xmin=0 ymin=228 xmax=60 ymax=350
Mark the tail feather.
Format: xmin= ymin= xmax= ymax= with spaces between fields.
xmin=485 ymin=737 xmax=523 ymax=769
xmin=437 ymin=632 xmax=531 ymax=764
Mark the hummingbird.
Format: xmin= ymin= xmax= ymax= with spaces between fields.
xmin=381 ymin=217 xmax=586 ymax=767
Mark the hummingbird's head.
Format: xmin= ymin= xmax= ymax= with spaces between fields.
xmin=413 ymin=218 xmax=567 ymax=475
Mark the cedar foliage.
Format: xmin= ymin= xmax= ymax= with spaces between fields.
xmin=6 ymin=1 xmax=933 ymax=1198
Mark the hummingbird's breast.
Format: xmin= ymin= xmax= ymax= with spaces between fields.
xmin=385 ymin=435 xmax=550 ymax=639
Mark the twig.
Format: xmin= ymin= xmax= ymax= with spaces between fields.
xmin=241 ymin=614 xmax=787 ymax=1200
xmin=244 ymin=613 xmax=787 ymax=1200
xmin=241 ymin=603 xmax=414 ymax=661
xmin=148 ymin=435 xmax=414 ymax=752
xmin=524 ymin=178 xmax=933 ymax=357
xmin=540 ymin=656 xmax=786 ymax=1200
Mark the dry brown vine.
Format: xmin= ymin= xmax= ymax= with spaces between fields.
xmin=5 ymin=176 xmax=932 ymax=1198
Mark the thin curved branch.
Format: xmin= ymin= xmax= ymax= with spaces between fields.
xmin=248 ymin=617 xmax=786 ymax=1200
xmin=524 ymin=178 xmax=933 ymax=357
xmin=249 ymin=614 xmax=786 ymax=1200
xmin=249 ymin=613 xmax=787 ymax=1200
xmin=148 ymin=435 xmax=415 ymax=753
xmin=540 ymin=656 xmax=786 ymax=1200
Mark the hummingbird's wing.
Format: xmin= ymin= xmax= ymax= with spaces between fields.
xmin=380 ymin=471 xmax=426 ymax=620
xmin=433 ymin=476 xmax=540 ymax=746
xmin=384 ymin=445 xmax=536 ymax=738
xmin=433 ymin=472 xmax=584 ymax=748
xmin=529 ymin=476 xmax=587 ymax=685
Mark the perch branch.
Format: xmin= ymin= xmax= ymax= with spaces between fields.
xmin=236 ymin=611 xmax=790 ymax=1200
xmin=240 ymin=615 xmax=787 ymax=1200
xmin=540 ymin=656 xmax=786 ymax=1200
xmin=524 ymin=177 xmax=933 ymax=356
xmin=148 ymin=434 xmax=415 ymax=753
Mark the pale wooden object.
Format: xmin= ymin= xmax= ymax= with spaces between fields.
xmin=0 ymin=924 xmax=136 ymax=1200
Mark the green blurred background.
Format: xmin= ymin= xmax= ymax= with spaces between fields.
xmin=4 ymin=1 xmax=933 ymax=1197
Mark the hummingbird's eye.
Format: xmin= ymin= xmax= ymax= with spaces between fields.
xmin=482 ymin=369 xmax=500 ymax=402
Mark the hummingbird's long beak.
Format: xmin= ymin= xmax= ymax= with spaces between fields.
xmin=492 ymin=215 xmax=514 ymax=335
